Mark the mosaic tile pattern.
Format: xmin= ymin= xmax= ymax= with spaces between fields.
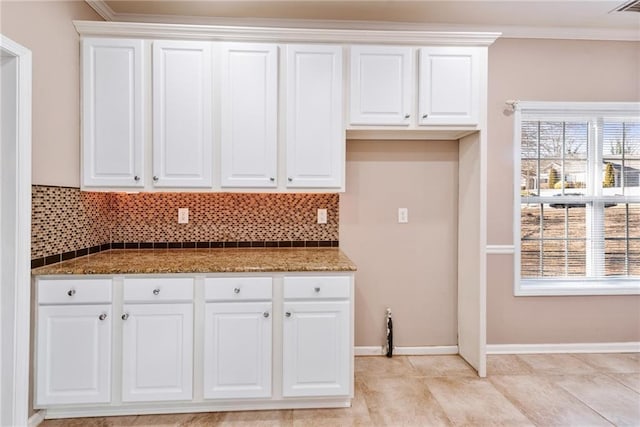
xmin=31 ymin=186 xmax=339 ymax=265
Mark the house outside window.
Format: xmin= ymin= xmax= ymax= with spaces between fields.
xmin=513 ymin=102 xmax=640 ymax=296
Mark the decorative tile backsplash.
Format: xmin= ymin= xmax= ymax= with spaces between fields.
xmin=31 ymin=186 xmax=339 ymax=266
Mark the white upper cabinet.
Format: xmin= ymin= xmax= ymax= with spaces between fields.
xmin=349 ymin=46 xmax=413 ymax=126
xmin=285 ymin=45 xmax=344 ymax=189
xmin=82 ymin=38 xmax=144 ymax=188
xmin=418 ymin=47 xmax=480 ymax=126
xmin=220 ymin=43 xmax=278 ymax=188
xmin=153 ymin=40 xmax=213 ymax=187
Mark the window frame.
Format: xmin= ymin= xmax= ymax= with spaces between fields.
xmin=512 ymin=101 xmax=640 ymax=296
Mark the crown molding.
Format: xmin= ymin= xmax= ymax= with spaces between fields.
xmin=73 ymin=21 xmax=501 ymax=46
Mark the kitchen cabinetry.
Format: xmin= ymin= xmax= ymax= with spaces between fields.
xmin=82 ymin=38 xmax=144 ymax=188
xmin=121 ymin=278 xmax=194 ymax=402
xmin=203 ymin=277 xmax=272 ymax=398
xmin=220 ymin=43 xmax=278 ymax=188
xmin=36 ymin=279 xmax=112 ymax=406
xmin=285 ymin=45 xmax=344 ymax=188
xmin=349 ymin=46 xmax=413 ymax=125
xmin=282 ymin=276 xmax=351 ymax=397
xmin=152 ymin=41 xmax=213 ymax=187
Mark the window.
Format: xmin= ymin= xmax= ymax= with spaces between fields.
xmin=514 ymin=102 xmax=640 ymax=295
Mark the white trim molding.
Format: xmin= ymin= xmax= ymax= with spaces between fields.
xmin=487 ymin=342 xmax=640 ymax=354
xmin=355 ymin=346 xmax=459 ymax=356
xmin=486 ymin=245 xmax=515 ymax=255
xmin=28 ymin=410 xmax=46 ymax=427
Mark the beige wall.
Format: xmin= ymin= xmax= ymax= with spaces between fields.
xmin=1 ymin=0 xmax=102 ymax=187
xmin=340 ymin=140 xmax=459 ymax=347
xmin=487 ymin=38 xmax=640 ymax=344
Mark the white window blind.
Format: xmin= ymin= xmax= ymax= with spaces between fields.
xmin=513 ymin=102 xmax=640 ymax=296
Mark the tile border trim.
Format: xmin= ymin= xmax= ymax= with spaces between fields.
xmin=354 ymin=346 xmax=459 ymax=356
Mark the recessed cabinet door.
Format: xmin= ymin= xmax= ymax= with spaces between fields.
xmin=204 ymin=302 xmax=272 ymax=399
xmin=282 ymin=300 xmax=350 ymax=397
xmin=285 ymin=45 xmax=344 ymax=189
xmin=349 ymin=46 xmax=413 ymax=126
xmin=121 ymin=303 xmax=193 ymax=402
xmin=36 ymin=305 xmax=112 ymax=405
xmin=220 ymin=43 xmax=278 ymax=188
xmin=418 ymin=47 xmax=480 ymax=125
xmin=153 ymin=41 xmax=213 ymax=187
xmin=82 ymin=38 xmax=144 ymax=188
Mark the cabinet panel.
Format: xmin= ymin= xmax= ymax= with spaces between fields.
xmin=153 ymin=41 xmax=213 ymax=187
xmin=204 ymin=302 xmax=272 ymax=399
xmin=349 ymin=46 xmax=413 ymax=125
xmin=418 ymin=47 xmax=479 ymax=125
xmin=82 ymin=38 xmax=144 ymax=187
xmin=122 ymin=303 xmax=193 ymax=402
xmin=282 ymin=300 xmax=350 ymax=397
xmin=285 ymin=45 xmax=344 ymax=189
xmin=36 ymin=305 xmax=111 ymax=405
xmin=221 ymin=43 xmax=278 ymax=188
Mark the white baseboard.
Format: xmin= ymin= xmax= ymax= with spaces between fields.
xmin=487 ymin=342 xmax=640 ymax=354
xmin=355 ymin=345 xmax=458 ymax=356
xmin=28 ymin=410 xmax=45 ymax=427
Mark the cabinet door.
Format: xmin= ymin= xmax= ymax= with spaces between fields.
xmin=220 ymin=43 xmax=278 ymax=188
xmin=36 ymin=305 xmax=111 ymax=405
xmin=82 ymin=38 xmax=144 ymax=188
xmin=349 ymin=46 xmax=413 ymax=126
xmin=418 ymin=47 xmax=480 ymax=125
xmin=285 ymin=45 xmax=344 ymax=189
xmin=153 ymin=41 xmax=213 ymax=187
xmin=122 ymin=303 xmax=193 ymax=402
xmin=282 ymin=300 xmax=350 ymax=397
xmin=204 ymin=302 xmax=272 ymax=399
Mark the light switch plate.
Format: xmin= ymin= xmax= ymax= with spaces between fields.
xmin=178 ymin=208 xmax=189 ymax=224
xmin=317 ymin=208 xmax=327 ymax=224
xmin=398 ymin=208 xmax=408 ymax=224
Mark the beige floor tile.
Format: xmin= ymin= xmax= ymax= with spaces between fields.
xmin=487 ymin=355 xmax=534 ymax=376
xmin=293 ymin=380 xmax=369 ymax=423
xmin=361 ymin=376 xmax=452 ymax=426
xmin=574 ymin=353 xmax=640 ymax=373
xmin=517 ymin=353 xmax=599 ymax=375
xmin=354 ymin=355 xmax=417 ymax=379
xmin=555 ymin=374 xmax=640 ymax=426
xmin=408 ymin=355 xmax=477 ymax=377
xmin=219 ymin=409 xmax=292 ymax=426
xmin=426 ymin=377 xmax=533 ymax=426
xmin=490 ymin=375 xmax=612 ymax=426
xmin=609 ymin=373 xmax=640 ymax=393
xmin=40 ymin=417 xmax=111 ymax=427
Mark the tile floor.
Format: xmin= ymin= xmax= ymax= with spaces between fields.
xmin=40 ymin=353 xmax=640 ymax=426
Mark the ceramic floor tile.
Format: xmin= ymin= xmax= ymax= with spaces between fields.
xmin=517 ymin=353 xmax=599 ymax=375
xmin=426 ymin=377 xmax=534 ymax=426
xmin=609 ymin=373 xmax=640 ymax=393
xmin=573 ymin=353 xmax=640 ymax=373
xmin=354 ymin=355 xmax=417 ymax=379
xmin=555 ymin=374 xmax=640 ymax=426
xmin=360 ymin=376 xmax=452 ymax=426
xmin=293 ymin=380 xmax=369 ymax=424
xmin=489 ymin=375 xmax=612 ymax=426
xmin=408 ymin=355 xmax=477 ymax=377
xmin=40 ymin=417 xmax=111 ymax=427
xmin=219 ymin=409 xmax=292 ymax=426
xmin=486 ymin=355 xmax=534 ymax=375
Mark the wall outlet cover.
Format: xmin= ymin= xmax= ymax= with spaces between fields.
xmin=317 ymin=208 xmax=328 ymax=224
xmin=178 ymin=208 xmax=189 ymax=224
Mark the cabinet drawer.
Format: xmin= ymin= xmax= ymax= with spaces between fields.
xmin=205 ymin=277 xmax=272 ymax=301
xmin=284 ymin=276 xmax=351 ymax=299
xmin=124 ymin=278 xmax=193 ymax=302
xmin=38 ymin=279 xmax=112 ymax=304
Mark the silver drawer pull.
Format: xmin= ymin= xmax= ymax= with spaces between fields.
xmin=233 ymin=287 xmax=240 ymax=294
xmin=99 ymin=313 xmax=107 ymax=321
xmin=67 ymin=289 xmax=76 ymax=296
xmin=134 ymin=175 xmax=140 ymax=181
xmin=285 ymin=311 xmax=292 ymax=318
xmin=121 ymin=313 xmax=129 ymax=320
xmin=422 ymin=113 xmax=428 ymax=119
xmin=263 ymin=312 xmax=270 ymax=318
xmin=153 ymin=288 xmax=160 ymax=295
xmin=314 ymin=287 xmax=321 ymax=293
xmin=404 ymin=114 xmax=410 ymax=119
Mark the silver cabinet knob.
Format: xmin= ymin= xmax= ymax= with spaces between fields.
xmin=314 ymin=287 xmax=321 ymax=293
xmin=288 ymin=177 xmax=293 ymax=182
xmin=269 ymin=177 xmax=275 ymax=182
xmin=121 ymin=313 xmax=129 ymax=320
xmin=99 ymin=313 xmax=107 ymax=321
xmin=422 ymin=113 xmax=428 ymax=119
xmin=153 ymin=176 xmax=159 ymax=182
xmin=67 ymin=289 xmax=76 ymax=296
xmin=285 ymin=311 xmax=292 ymax=318
xmin=404 ymin=114 xmax=410 ymax=119
xmin=263 ymin=312 xmax=270 ymax=318
xmin=233 ymin=287 xmax=240 ymax=294
xmin=134 ymin=175 xmax=140 ymax=181
xmin=153 ymin=288 xmax=160 ymax=295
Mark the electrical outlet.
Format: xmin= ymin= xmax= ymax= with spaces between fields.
xmin=178 ymin=208 xmax=189 ymax=224
xmin=317 ymin=208 xmax=327 ymax=224
xmin=398 ymin=208 xmax=408 ymax=224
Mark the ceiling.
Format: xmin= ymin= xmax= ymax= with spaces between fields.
xmin=89 ymin=1 xmax=640 ymax=40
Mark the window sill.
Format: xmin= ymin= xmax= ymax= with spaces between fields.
xmin=516 ymin=278 xmax=640 ymax=296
